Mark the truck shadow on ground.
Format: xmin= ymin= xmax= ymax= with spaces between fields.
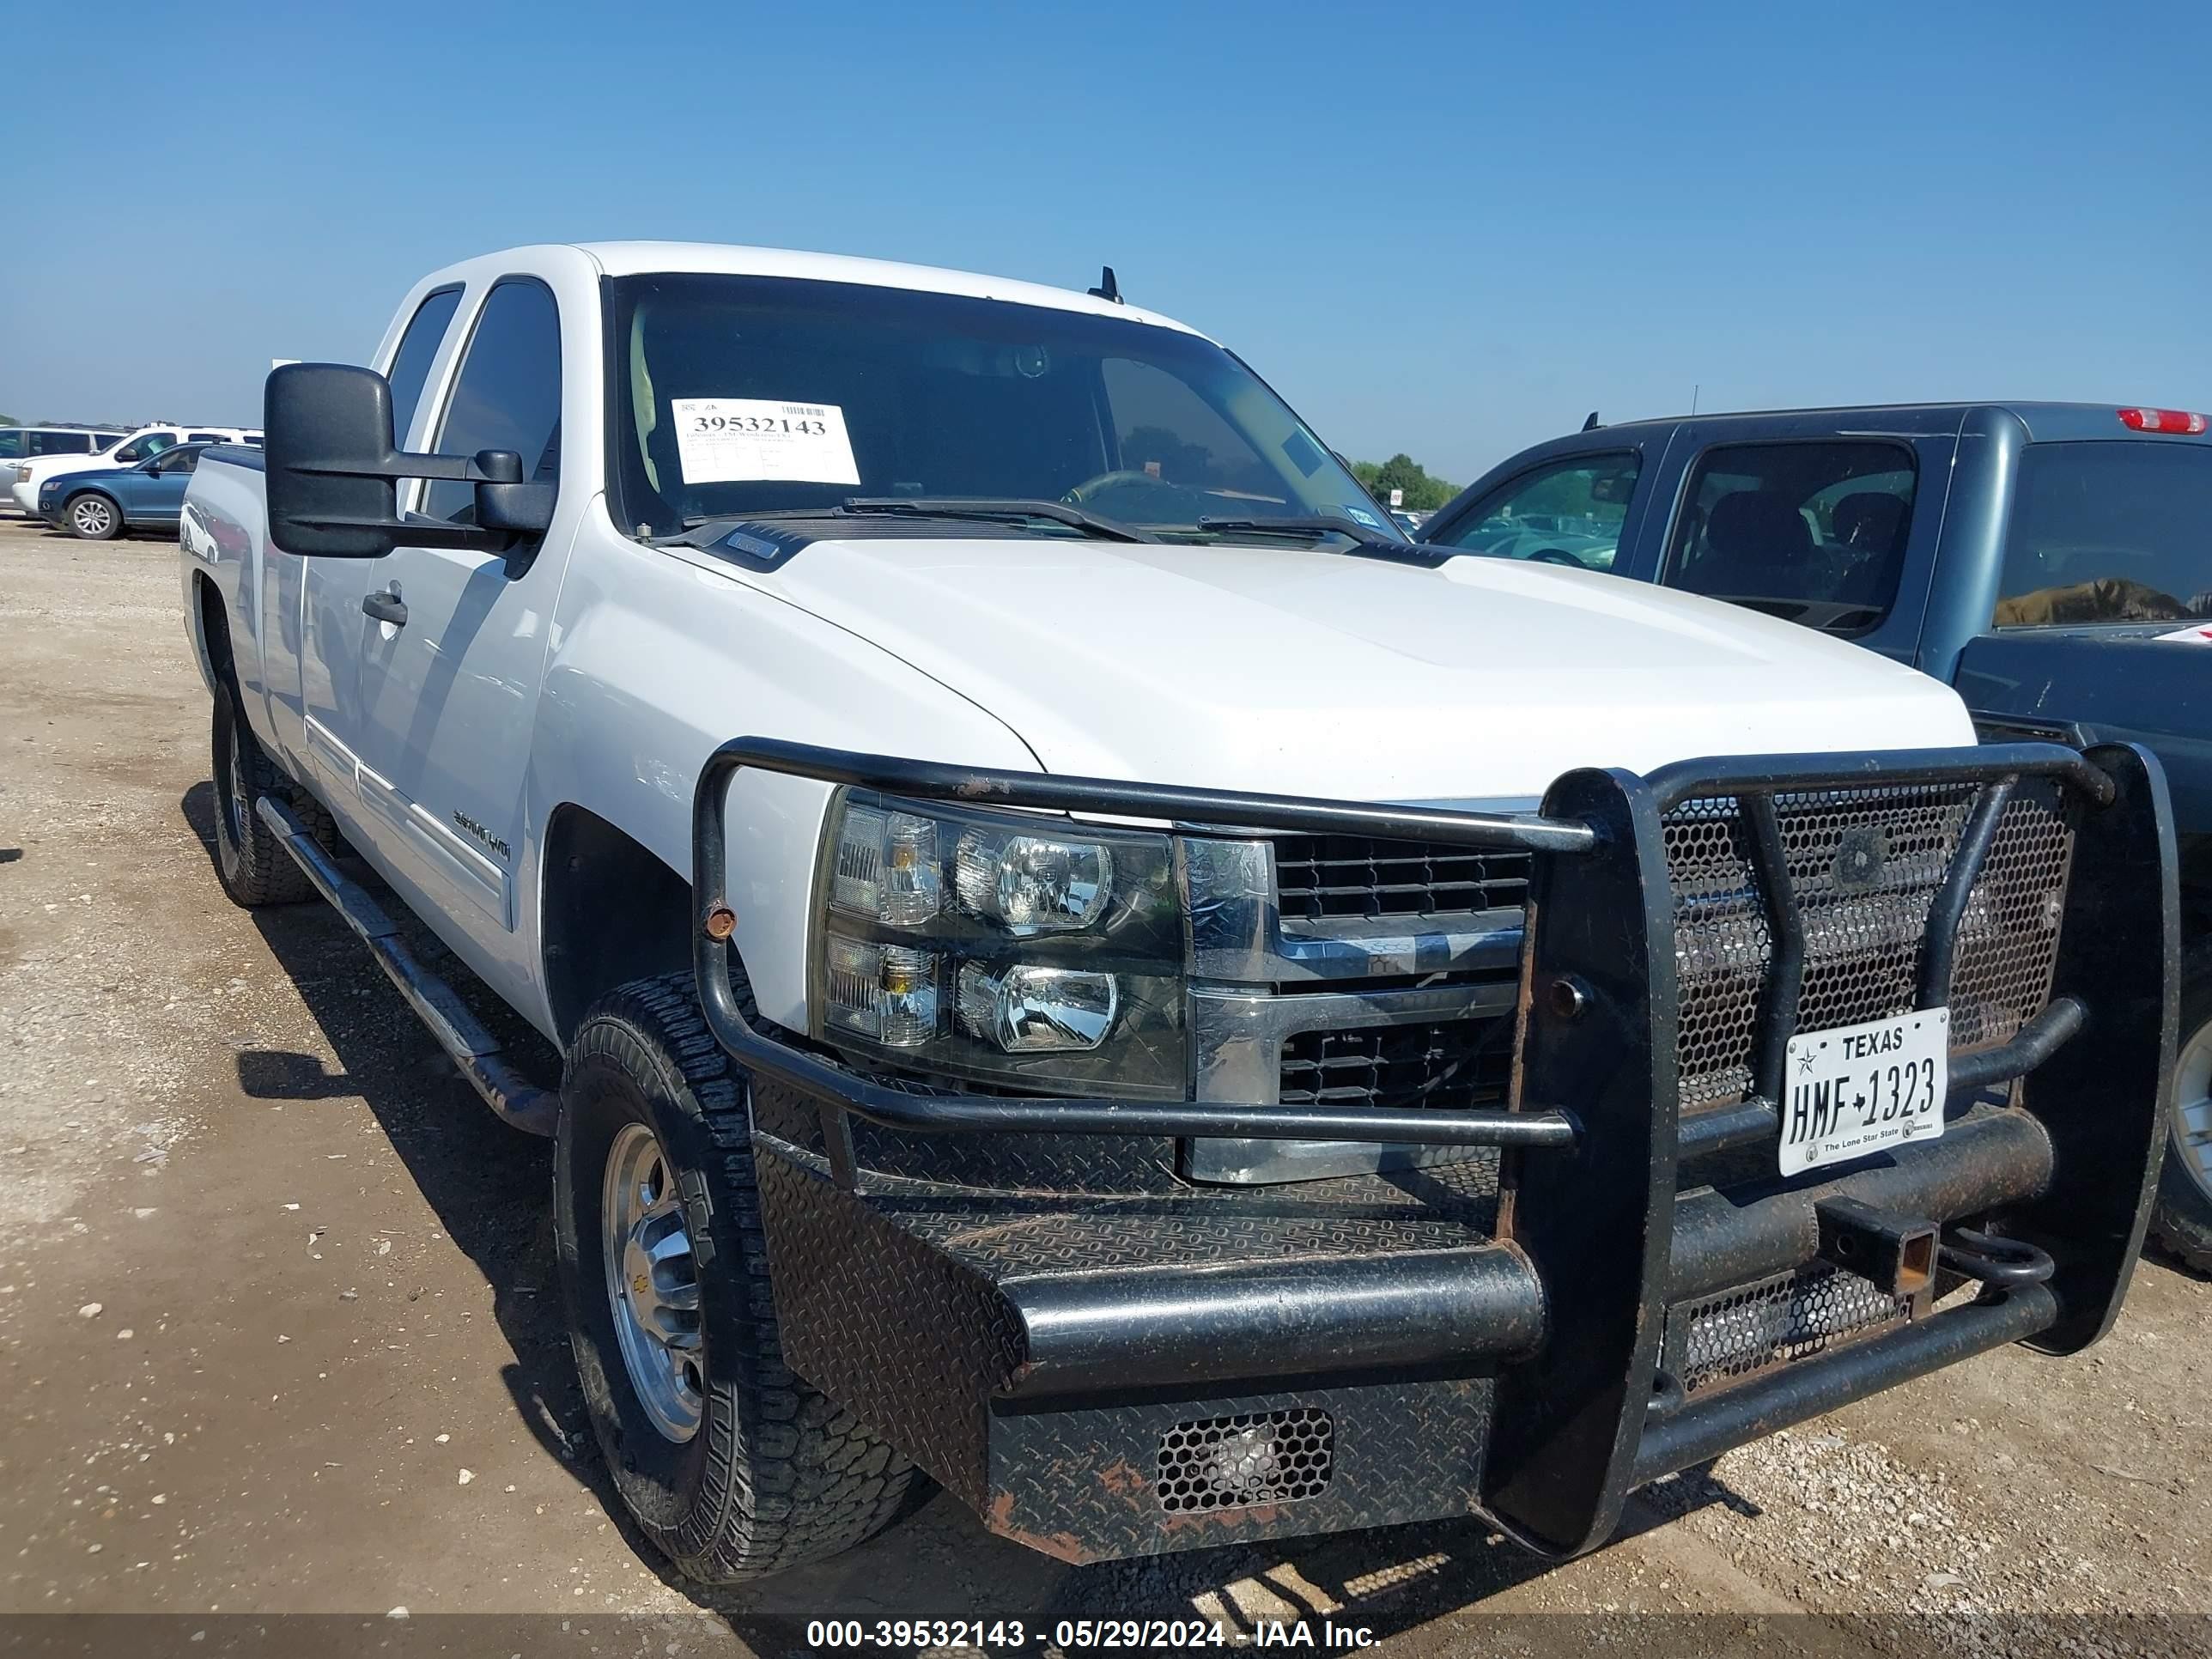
xmin=181 ymin=780 xmax=1757 ymax=1644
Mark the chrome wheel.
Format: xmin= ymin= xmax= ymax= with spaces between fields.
xmin=2173 ymin=1011 xmax=2212 ymax=1206
xmin=601 ymin=1122 xmax=704 ymax=1443
xmin=223 ymin=717 xmax=251 ymax=853
xmin=70 ymin=497 xmax=114 ymax=537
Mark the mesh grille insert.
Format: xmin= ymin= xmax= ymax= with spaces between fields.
xmin=1664 ymin=779 xmax=2075 ymax=1109
xmin=1671 ymin=1263 xmax=1911 ymax=1393
xmin=1158 ymin=1408 xmax=1334 ymax=1512
xmin=1273 ymin=835 xmax=1530 ymax=921
xmin=1277 ymin=1019 xmax=1512 ymax=1112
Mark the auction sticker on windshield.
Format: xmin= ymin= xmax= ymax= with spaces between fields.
xmin=672 ymin=398 xmax=860 ymax=486
xmin=1778 ymin=1006 xmax=1948 ymax=1176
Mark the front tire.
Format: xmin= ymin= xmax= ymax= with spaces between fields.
xmin=66 ymin=492 xmax=122 ymax=540
xmin=556 ymin=974 xmax=914 ymax=1583
xmin=2152 ymin=945 xmax=2212 ymax=1272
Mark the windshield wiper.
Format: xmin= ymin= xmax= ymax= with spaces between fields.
xmin=840 ymin=497 xmax=1158 ymax=544
xmin=679 ymin=509 xmax=846 ymax=528
xmin=1190 ymin=514 xmax=1457 ymax=567
xmin=1194 ymin=514 xmax=1395 ymax=543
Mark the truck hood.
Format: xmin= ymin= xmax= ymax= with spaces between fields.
xmin=751 ymin=536 xmax=1976 ymax=803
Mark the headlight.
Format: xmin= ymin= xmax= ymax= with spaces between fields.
xmin=812 ymin=790 xmax=1184 ymax=1097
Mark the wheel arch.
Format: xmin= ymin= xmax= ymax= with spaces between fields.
xmin=191 ymin=568 xmax=234 ymax=690
xmin=539 ymin=802 xmax=698 ymax=1045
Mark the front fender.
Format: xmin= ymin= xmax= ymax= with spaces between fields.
xmin=528 ymin=525 xmax=1040 ymax=1030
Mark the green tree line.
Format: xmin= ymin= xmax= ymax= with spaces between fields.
xmin=1351 ymin=453 xmax=1460 ymax=512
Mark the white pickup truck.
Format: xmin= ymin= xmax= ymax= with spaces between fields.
xmin=180 ymin=242 xmax=2174 ymax=1583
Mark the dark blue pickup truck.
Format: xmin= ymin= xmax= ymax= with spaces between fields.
xmin=1424 ymin=402 xmax=2211 ymax=1265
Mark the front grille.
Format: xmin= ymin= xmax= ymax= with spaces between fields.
xmin=1668 ymin=1262 xmax=1911 ymax=1394
xmin=1277 ymin=1018 xmax=1512 ymax=1112
xmin=1665 ymin=779 xmax=2076 ymax=1109
xmin=1273 ymin=834 xmax=1530 ymax=921
xmin=1158 ymin=1407 xmax=1334 ymax=1512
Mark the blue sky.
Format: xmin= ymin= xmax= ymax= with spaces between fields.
xmin=5 ymin=1 xmax=2208 ymax=479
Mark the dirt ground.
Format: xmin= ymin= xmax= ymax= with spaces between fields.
xmin=0 ymin=516 xmax=2205 ymax=1657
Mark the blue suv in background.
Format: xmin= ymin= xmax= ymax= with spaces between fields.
xmin=35 ymin=442 xmax=212 ymax=540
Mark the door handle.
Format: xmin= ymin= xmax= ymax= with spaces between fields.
xmin=362 ymin=589 xmax=408 ymax=627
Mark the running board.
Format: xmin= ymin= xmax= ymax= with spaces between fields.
xmin=255 ymin=793 xmax=559 ymax=1136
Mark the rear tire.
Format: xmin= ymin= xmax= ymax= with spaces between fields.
xmin=556 ymin=973 xmax=914 ymax=1583
xmin=65 ymin=492 xmax=122 ymax=540
xmin=2152 ymin=945 xmax=2212 ymax=1272
xmin=210 ymin=680 xmax=318 ymax=907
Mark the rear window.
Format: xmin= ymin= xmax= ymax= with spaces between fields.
xmin=384 ymin=286 xmax=464 ymax=445
xmin=1996 ymin=441 xmax=2212 ymax=625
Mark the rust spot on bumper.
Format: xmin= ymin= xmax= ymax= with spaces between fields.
xmin=985 ymin=1491 xmax=1098 ymax=1565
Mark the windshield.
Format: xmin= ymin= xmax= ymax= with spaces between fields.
xmin=605 ymin=274 xmax=1400 ymax=544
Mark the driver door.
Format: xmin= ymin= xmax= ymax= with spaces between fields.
xmin=340 ymin=277 xmax=567 ymax=974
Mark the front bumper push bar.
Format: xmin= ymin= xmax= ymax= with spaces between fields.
xmin=688 ymin=738 xmax=2176 ymax=1565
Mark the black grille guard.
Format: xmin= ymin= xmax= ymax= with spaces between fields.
xmin=690 ymin=737 xmax=2122 ymax=1159
xmin=689 ymin=735 xmax=2177 ymax=1559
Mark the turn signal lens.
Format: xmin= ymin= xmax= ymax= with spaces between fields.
xmin=957 ymin=963 xmax=1118 ymax=1052
xmin=954 ymin=830 xmax=1113 ymax=933
xmin=831 ymin=806 xmax=942 ymax=926
xmin=823 ymin=937 xmax=938 ymax=1048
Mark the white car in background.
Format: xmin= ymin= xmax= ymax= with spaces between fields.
xmin=9 ymin=423 xmax=259 ymax=516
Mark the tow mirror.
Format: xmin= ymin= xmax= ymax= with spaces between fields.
xmin=470 ymin=448 xmax=556 ymax=534
xmin=264 ymin=362 xmax=555 ymax=558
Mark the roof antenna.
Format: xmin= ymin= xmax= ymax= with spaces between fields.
xmin=1086 ymin=265 xmax=1122 ymax=304
xmin=1581 ymin=410 xmax=1601 ymax=431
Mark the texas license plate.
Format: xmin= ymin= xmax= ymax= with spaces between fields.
xmin=1778 ymin=1007 xmax=1950 ymax=1176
